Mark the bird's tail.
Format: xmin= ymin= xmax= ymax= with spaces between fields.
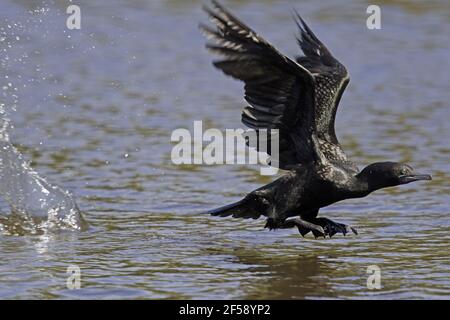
xmin=204 ymin=197 xmax=262 ymax=219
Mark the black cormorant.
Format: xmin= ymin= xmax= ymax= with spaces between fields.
xmin=200 ymin=1 xmax=432 ymax=238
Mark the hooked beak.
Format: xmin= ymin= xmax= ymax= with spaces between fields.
xmin=399 ymin=174 xmax=432 ymax=184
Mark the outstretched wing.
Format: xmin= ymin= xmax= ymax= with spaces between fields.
xmin=294 ymin=12 xmax=352 ymax=165
xmin=201 ymin=1 xmax=325 ymax=168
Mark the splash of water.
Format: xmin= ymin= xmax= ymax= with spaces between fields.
xmin=0 ymin=3 xmax=86 ymax=235
xmin=0 ymin=110 xmax=86 ymax=235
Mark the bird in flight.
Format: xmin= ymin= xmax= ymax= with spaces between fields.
xmin=200 ymin=1 xmax=432 ymax=238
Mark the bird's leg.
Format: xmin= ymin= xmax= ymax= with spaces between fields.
xmin=307 ymin=217 xmax=358 ymax=238
xmin=265 ymin=218 xmax=325 ymax=238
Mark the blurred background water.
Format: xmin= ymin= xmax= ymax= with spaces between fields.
xmin=0 ymin=0 xmax=449 ymax=299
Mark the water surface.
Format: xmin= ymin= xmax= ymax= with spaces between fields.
xmin=0 ymin=0 xmax=449 ymax=299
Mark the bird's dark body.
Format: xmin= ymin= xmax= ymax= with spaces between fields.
xmin=200 ymin=1 xmax=431 ymax=238
xmin=250 ymin=163 xmax=365 ymax=220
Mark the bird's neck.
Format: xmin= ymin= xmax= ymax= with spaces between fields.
xmin=349 ymin=176 xmax=372 ymax=198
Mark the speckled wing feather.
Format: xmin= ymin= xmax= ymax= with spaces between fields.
xmin=294 ymin=12 xmax=356 ymax=170
xmin=201 ymin=1 xmax=326 ymax=167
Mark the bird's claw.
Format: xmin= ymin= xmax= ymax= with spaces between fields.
xmin=264 ymin=217 xmax=355 ymax=239
xmin=312 ymin=217 xmax=357 ymax=238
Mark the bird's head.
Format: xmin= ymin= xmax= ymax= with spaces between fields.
xmin=357 ymin=162 xmax=432 ymax=192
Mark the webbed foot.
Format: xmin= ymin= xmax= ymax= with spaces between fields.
xmin=265 ymin=218 xmax=325 ymax=238
xmin=310 ymin=217 xmax=357 ymax=238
